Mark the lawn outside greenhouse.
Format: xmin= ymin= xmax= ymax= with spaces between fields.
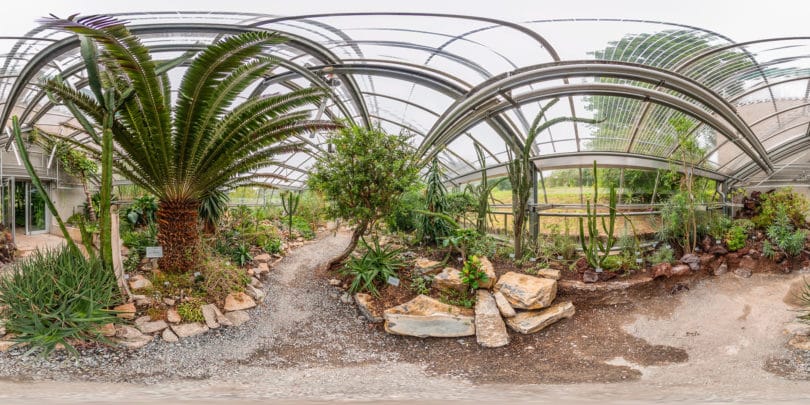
xmin=0 ymin=1 xmax=809 ymax=404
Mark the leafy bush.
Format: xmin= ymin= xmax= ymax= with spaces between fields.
xmin=200 ymin=260 xmax=250 ymax=303
xmin=445 ymin=191 xmax=475 ymax=220
xmin=291 ymin=215 xmax=315 ymax=239
xmin=263 ymin=238 xmax=282 ymax=254
xmin=296 ymin=191 xmax=325 ymax=231
xmin=704 ymin=212 xmax=732 ymax=240
xmin=766 ymin=209 xmax=807 ymax=257
xmin=648 ymin=245 xmax=674 ymax=265
xmin=460 ymin=255 xmax=489 ymax=292
xmin=725 ymin=223 xmax=749 ymax=252
xmin=232 ymin=243 xmax=252 ymax=267
xmin=753 ymin=188 xmax=809 ymax=229
xmin=0 ymin=246 xmax=120 ymax=356
xmin=177 ymin=299 xmax=205 ymax=323
xmin=386 ymin=188 xmax=424 ymax=233
xmin=340 ymin=238 xmax=406 ymax=296
xmin=125 ymin=195 xmax=157 ymax=226
xmin=409 ymin=272 xmax=432 ymax=295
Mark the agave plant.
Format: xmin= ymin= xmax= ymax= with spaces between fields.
xmin=40 ymin=15 xmax=336 ymax=272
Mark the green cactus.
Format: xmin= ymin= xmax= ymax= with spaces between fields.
xmin=281 ymin=191 xmax=301 ymax=240
xmin=579 ymin=160 xmax=618 ymax=271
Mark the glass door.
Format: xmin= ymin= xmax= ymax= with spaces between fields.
xmin=28 ymin=183 xmax=47 ymax=234
xmin=9 ymin=180 xmax=49 ymax=235
xmin=14 ymin=181 xmax=25 ymax=234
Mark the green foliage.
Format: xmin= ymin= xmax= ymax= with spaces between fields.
xmin=177 ymin=299 xmax=205 ymax=323
xmin=579 ymin=161 xmax=619 ymax=270
xmin=200 ymin=260 xmax=250 ymax=302
xmin=340 ymin=238 xmax=406 ymax=296
xmin=281 ymin=191 xmax=301 ymax=240
xmin=445 ymin=191 xmax=475 ymax=220
xmin=658 ymin=192 xmax=690 ymax=246
xmin=263 ymin=238 xmax=282 ymax=255
xmin=762 ymin=240 xmax=777 ymax=261
xmin=199 ymin=189 xmax=229 ymax=233
xmin=705 ymin=212 xmax=732 ymax=240
xmin=467 ymin=144 xmax=506 ymax=234
xmin=766 ymin=209 xmax=807 ymax=257
xmin=420 ymin=158 xmax=454 ymax=244
xmin=0 ymin=246 xmax=120 ymax=356
xmin=439 ymin=289 xmax=475 ymax=309
xmin=409 ymin=273 xmax=432 ymax=295
xmin=460 ymin=255 xmax=489 ymax=292
xmin=125 ymin=195 xmax=157 ymax=226
xmin=386 ymin=187 xmax=425 ymax=233
xmin=296 ymin=191 xmax=325 ymax=231
xmin=231 ymin=243 xmax=252 ymax=267
xmin=753 ymin=188 xmax=809 ymax=229
xmin=309 ymin=124 xmax=418 ymax=261
xmin=648 ymin=245 xmax=674 ymax=265
xmin=291 ymin=215 xmax=315 ymax=240
xmin=725 ymin=220 xmax=752 ymax=252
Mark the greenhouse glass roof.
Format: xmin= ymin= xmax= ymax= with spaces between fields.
xmin=1 ymin=12 xmax=809 ymax=190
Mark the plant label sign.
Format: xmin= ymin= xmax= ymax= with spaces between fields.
xmin=145 ymin=246 xmax=163 ymax=258
xmin=387 ymin=276 xmax=400 ymax=287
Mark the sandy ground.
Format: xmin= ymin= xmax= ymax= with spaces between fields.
xmin=1 ymin=231 xmax=810 ymax=404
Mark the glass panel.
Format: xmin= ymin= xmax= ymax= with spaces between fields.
xmin=28 ymin=183 xmax=47 ymax=233
xmin=1 ymin=180 xmax=10 ymax=231
xmin=14 ymin=181 xmax=25 ymax=232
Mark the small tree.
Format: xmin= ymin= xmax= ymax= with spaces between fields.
xmin=309 ymin=125 xmax=419 ymax=266
xmin=421 ymin=158 xmax=454 ymax=244
xmin=668 ymin=116 xmax=706 ymax=255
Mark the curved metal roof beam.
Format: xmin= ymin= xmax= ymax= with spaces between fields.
xmin=427 ymin=82 xmax=768 ymax=173
xmin=422 ymin=60 xmax=772 ymax=173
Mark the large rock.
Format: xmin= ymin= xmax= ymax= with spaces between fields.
xmin=492 ymin=291 xmax=516 ymax=318
xmin=680 ymin=254 xmax=701 ymax=272
xmin=477 ymin=256 xmax=497 ymax=288
xmin=161 ymin=328 xmax=179 ymax=343
xmin=434 ymin=267 xmax=465 ymax=292
xmin=505 ymin=301 xmax=576 ymax=334
xmin=714 ymin=261 xmax=729 ymax=276
xmin=651 ymin=262 xmax=672 ymax=279
xmin=128 ymin=274 xmax=153 ymax=291
xmin=254 ymin=253 xmax=271 ymax=263
xmin=114 ymin=302 xmax=136 ymax=319
xmin=224 ymin=292 xmax=256 ymax=312
xmin=170 ymin=322 xmax=209 ymax=339
xmin=535 ymin=268 xmax=561 ymax=280
xmin=671 ymin=264 xmax=691 ymax=277
xmin=494 ymin=272 xmax=557 ymax=310
xmin=166 ymin=308 xmax=181 ymax=323
xmin=114 ymin=325 xmax=153 ymax=349
xmin=354 ymin=293 xmax=384 ymax=323
xmin=137 ymin=320 xmax=168 ymax=334
xmin=256 ymin=262 xmax=270 ymax=274
xmin=245 ymin=284 xmax=266 ymax=302
xmin=384 ymin=295 xmax=475 ymax=338
xmin=474 ymin=290 xmax=509 ymax=348
xmin=224 ymin=310 xmax=250 ymax=327
xmin=414 ymin=258 xmax=442 ymax=275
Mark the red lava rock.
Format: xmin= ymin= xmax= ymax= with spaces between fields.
xmin=575 ymin=258 xmax=589 ymax=272
xmin=738 ymin=255 xmax=756 ymax=272
xmin=709 ymin=245 xmax=728 ymax=256
xmin=582 ymin=271 xmax=599 ymax=283
xmin=679 ymin=254 xmax=701 ymax=272
xmin=671 ymin=264 xmax=691 ymax=276
xmin=651 ymin=262 xmax=672 ymax=279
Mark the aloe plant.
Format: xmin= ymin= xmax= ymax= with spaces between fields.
xmin=579 ymin=160 xmax=618 ymax=270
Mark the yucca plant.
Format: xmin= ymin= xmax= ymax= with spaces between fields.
xmin=40 ymin=15 xmax=336 ymax=272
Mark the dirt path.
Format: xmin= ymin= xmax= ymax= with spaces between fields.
xmin=1 ymin=231 xmax=810 ymax=404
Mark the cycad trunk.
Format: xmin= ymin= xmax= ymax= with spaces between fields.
xmin=157 ymin=199 xmax=200 ymax=273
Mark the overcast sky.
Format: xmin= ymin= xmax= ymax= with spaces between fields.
xmin=4 ymin=0 xmax=808 ymax=41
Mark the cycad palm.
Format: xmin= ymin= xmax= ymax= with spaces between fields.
xmin=41 ymin=15 xmax=335 ymax=272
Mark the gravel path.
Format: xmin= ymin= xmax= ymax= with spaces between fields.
xmin=1 ymin=231 xmax=810 ymax=404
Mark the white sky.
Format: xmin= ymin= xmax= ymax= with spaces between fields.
xmin=3 ymin=0 xmax=808 ymax=41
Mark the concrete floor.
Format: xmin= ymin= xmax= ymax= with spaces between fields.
xmin=14 ymin=232 xmax=67 ymax=257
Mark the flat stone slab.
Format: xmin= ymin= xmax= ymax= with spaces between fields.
xmin=494 ymin=272 xmax=557 ymax=309
xmin=414 ymin=258 xmax=443 ymax=275
xmin=434 ymin=267 xmax=465 ymax=292
xmin=384 ymin=295 xmax=475 ymax=338
xmin=558 ymin=276 xmax=653 ymax=293
xmin=224 ymin=310 xmax=250 ymax=327
xmin=253 ymin=253 xmax=271 ymax=263
xmin=170 ymin=322 xmax=209 ymax=338
xmin=506 ymin=301 xmax=575 ymax=334
xmin=477 ymin=256 xmax=497 ymax=288
xmin=535 ymin=268 xmax=561 ymax=280
xmin=492 ymin=291 xmax=516 ymax=318
xmin=224 ymin=292 xmax=256 ymax=311
xmin=475 ymin=290 xmax=509 ymax=348
xmin=137 ymin=320 xmax=168 ymax=334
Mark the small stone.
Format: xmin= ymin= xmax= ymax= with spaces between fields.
xmin=245 ymin=284 xmax=266 ymax=302
xmin=115 ymin=325 xmax=146 ymax=340
xmin=257 ymin=262 xmax=270 ymax=274
xmin=354 ymin=293 xmax=384 ymax=323
xmin=535 ymin=268 xmax=561 ymax=280
xmin=495 ymin=272 xmax=557 ymax=309
xmin=671 ymin=264 xmax=691 ymax=276
xmin=161 ymin=328 xmax=179 ymax=343
xmin=582 ymin=270 xmax=599 ymax=283
xmin=166 ymin=308 xmax=181 ymax=323
xmin=0 ymin=341 xmax=18 ymax=352
xmin=163 ymin=298 xmax=176 ymax=306
xmin=224 ymin=310 xmax=250 ymax=326
xmin=340 ymin=292 xmax=353 ymax=304
xmin=714 ymin=262 xmax=728 ymax=276
xmin=474 ymin=290 xmax=509 ymax=348
xmin=250 ymin=277 xmax=263 ymax=288
xmin=128 ymin=274 xmax=153 ymax=291
xmin=99 ymin=323 xmax=116 ymax=337
xmin=492 ymin=291 xmax=516 ymax=318
xmin=680 ymin=254 xmax=701 ymax=272
xmin=134 ymin=315 xmax=151 ymax=327
xmin=201 ymin=304 xmax=221 ymax=329
xmin=738 ymin=255 xmax=756 ymax=272
xmin=414 ymin=258 xmax=442 ymax=275
xmin=434 ymin=267 xmax=466 ymax=292
xmin=328 ymin=278 xmax=342 ymax=286
xmin=131 ymin=295 xmax=152 ymax=306
xmin=506 ymin=302 xmax=576 ymax=334
xmin=113 ymin=302 xmax=136 ymax=319
xmin=734 ymin=267 xmax=753 ymax=278
xmin=137 ymin=320 xmax=168 ymax=334
xmin=254 ymin=253 xmax=271 ymax=263
xmin=223 ymin=292 xmax=256 ymax=312
xmin=170 ymin=322 xmax=209 ymax=338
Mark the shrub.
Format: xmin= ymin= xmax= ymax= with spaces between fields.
xmin=177 ymin=299 xmax=205 ymax=323
xmin=460 ymin=255 xmax=489 ymax=292
xmin=201 ymin=260 xmax=250 ymax=303
xmin=0 ymin=246 xmax=120 ymax=356
xmin=231 ymin=243 xmax=252 ymax=267
xmin=386 ymin=188 xmax=424 ymax=233
xmin=766 ymin=209 xmax=807 ymax=257
xmin=263 ymin=238 xmax=282 ymax=254
xmin=409 ymin=272 xmax=432 ymax=295
xmin=445 ymin=191 xmax=476 ymax=220
xmin=754 ymin=188 xmax=809 ymax=229
xmin=291 ymin=215 xmax=315 ymax=239
xmin=725 ymin=224 xmax=748 ymax=252
xmin=340 ymin=238 xmax=406 ymax=296
xmin=648 ymin=245 xmax=674 ymax=265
